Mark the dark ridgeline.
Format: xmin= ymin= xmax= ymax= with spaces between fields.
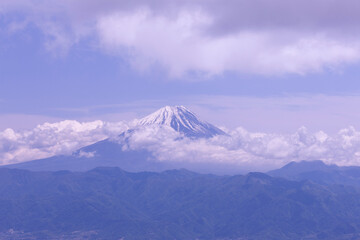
xmin=1 ymin=166 xmax=360 ymax=239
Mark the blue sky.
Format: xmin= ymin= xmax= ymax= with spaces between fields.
xmin=2 ymin=0 xmax=360 ymax=133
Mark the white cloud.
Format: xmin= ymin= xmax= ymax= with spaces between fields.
xmin=77 ymin=150 xmax=96 ymax=158
xmin=2 ymin=0 xmax=360 ymax=76
xmin=97 ymin=10 xmax=360 ymax=76
xmin=118 ymin=125 xmax=360 ymax=170
xmin=0 ymin=120 xmax=128 ymax=164
xmin=3 ymin=118 xmax=360 ymax=170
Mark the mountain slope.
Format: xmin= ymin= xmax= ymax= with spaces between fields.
xmin=1 ymin=167 xmax=360 ymax=239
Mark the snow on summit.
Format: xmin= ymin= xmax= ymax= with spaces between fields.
xmin=137 ymin=106 xmax=226 ymax=138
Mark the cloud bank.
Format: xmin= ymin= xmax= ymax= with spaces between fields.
xmin=3 ymin=119 xmax=360 ymax=170
xmin=2 ymin=0 xmax=360 ymax=76
xmin=0 ymin=120 xmax=128 ymax=164
xmin=120 ymin=125 xmax=360 ymax=170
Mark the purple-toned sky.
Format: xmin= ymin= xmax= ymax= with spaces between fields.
xmin=2 ymin=0 xmax=360 ymax=168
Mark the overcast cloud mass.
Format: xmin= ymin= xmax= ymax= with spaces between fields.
xmin=2 ymin=0 xmax=360 ymax=76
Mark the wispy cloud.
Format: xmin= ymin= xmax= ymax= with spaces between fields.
xmin=33 ymin=94 xmax=360 ymax=134
xmin=93 ymin=94 xmax=360 ymax=134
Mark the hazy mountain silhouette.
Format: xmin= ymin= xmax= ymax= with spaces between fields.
xmin=268 ymin=160 xmax=360 ymax=187
xmin=1 ymin=167 xmax=360 ymax=239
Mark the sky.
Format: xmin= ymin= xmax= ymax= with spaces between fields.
xmin=2 ymin=0 xmax=360 ymax=168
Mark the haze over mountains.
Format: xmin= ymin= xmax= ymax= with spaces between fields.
xmin=268 ymin=160 xmax=360 ymax=187
xmin=3 ymin=161 xmax=360 ymax=239
xmin=5 ymin=105 xmax=360 ymax=174
xmin=3 ymin=106 xmax=234 ymax=173
xmin=4 ymin=0 xmax=360 ymax=239
xmin=3 ymin=106 xmax=360 ymax=239
xmin=3 ymin=105 xmax=360 ymax=171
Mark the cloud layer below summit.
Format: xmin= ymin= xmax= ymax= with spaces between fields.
xmin=3 ymin=119 xmax=360 ymax=170
xmin=0 ymin=120 xmax=128 ymax=164
xmin=2 ymin=0 xmax=360 ymax=76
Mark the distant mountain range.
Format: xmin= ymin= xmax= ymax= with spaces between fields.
xmin=3 ymin=120 xmax=360 ymax=239
xmin=268 ymin=160 xmax=360 ymax=187
xmin=3 ymin=106 xmax=232 ymax=173
xmin=1 ymin=166 xmax=360 ymax=240
xmin=3 ymin=106 xmax=360 ymax=239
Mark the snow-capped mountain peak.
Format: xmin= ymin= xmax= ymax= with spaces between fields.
xmin=137 ymin=106 xmax=226 ymax=138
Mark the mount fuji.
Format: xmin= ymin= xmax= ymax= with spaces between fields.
xmin=137 ymin=106 xmax=226 ymax=138
xmin=4 ymin=106 xmax=232 ymax=173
